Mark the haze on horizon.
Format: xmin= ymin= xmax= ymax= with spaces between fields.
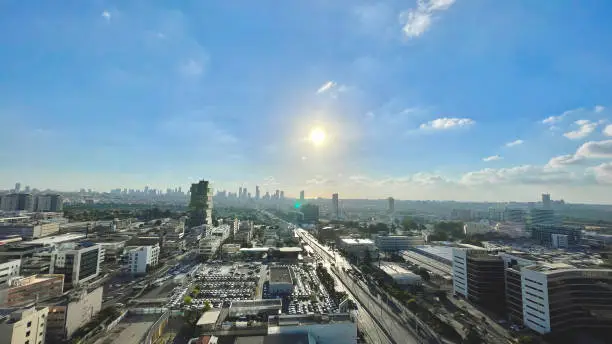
xmin=1 ymin=1 xmax=612 ymax=203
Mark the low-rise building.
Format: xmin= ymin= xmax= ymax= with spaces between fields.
xmin=0 ymin=306 xmax=49 ymax=344
xmin=0 ymin=260 xmax=20 ymax=288
xmin=0 ymin=222 xmax=60 ymax=239
xmin=50 ymin=242 xmax=102 ymax=290
xmin=463 ymin=221 xmax=493 ymax=235
xmin=198 ymin=237 xmax=221 ymax=259
xmin=0 ymin=274 xmax=64 ymax=307
xmin=269 ymin=266 xmax=293 ymax=295
xmin=338 ymin=238 xmax=376 ymax=261
xmin=126 ymin=244 xmax=160 ymax=275
xmin=376 ymin=261 xmax=422 ymax=286
xmin=267 ymin=313 xmax=357 ymax=344
xmin=43 ymin=286 xmax=103 ymax=341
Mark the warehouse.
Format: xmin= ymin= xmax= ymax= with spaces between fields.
xmin=269 ymin=266 xmax=294 ymax=295
xmin=376 ymin=261 xmax=422 ymax=287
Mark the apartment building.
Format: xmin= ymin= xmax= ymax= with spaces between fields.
xmin=43 ymin=286 xmax=103 ymax=341
xmin=0 ymin=306 xmax=48 ymax=344
xmin=126 ymin=244 xmax=160 ymax=275
xmin=0 ymin=259 xmax=21 ymax=287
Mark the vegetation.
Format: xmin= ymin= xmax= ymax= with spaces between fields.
xmin=183 ymin=296 xmax=192 ymax=304
xmin=427 ymin=221 xmax=465 ymax=241
xmin=64 ymin=205 xmax=185 ymax=222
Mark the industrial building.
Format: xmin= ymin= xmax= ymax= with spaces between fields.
xmin=375 ymin=261 xmax=422 ymax=286
xmin=269 ymin=266 xmax=293 ymax=295
xmin=268 ymin=313 xmax=357 ymax=344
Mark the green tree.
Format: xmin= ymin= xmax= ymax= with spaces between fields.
xmin=402 ymin=217 xmax=418 ymax=230
xmin=183 ymin=296 xmax=192 ymax=304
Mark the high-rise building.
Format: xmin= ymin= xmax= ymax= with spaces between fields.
xmin=300 ymin=204 xmax=320 ymax=223
xmin=256 ymin=186 xmax=261 ymax=200
xmin=274 ymin=190 xmax=280 ymax=200
xmin=189 ymin=180 xmax=213 ymax=227
xmin=332 ymin=193 xmax=339 ymax=219
xmin=14 ymin=182 xmax=21 ymax=193
xmin=35 ymin=194 xmax=63 ymax=212
xmin=299 ymin=190 xmax=305 ymax=204
xmin=542 ymin=193 xmax=551 ymax=209
xmin=242 ymin=188 xmax=248 ymax=200
xmin=239 ymin=187 xmax=243 ymax=199
xmin=280 ymin=191 xmax=285 ymax=199
xmin=388 ymin=197 xmax=395 ymax=213
xmin=0 ymin=193 xmax=33 ymax=212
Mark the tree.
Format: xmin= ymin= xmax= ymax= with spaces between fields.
xmin=183 ymin=296 xmax=192 ymax=304
xmin=402 ymin=217 xmax=418 ymax=230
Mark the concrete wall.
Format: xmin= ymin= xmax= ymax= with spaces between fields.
xmin=65 ymin=286 xmax=103 ymax=338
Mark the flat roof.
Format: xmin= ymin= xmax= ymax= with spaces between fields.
xmin=340 ymin=238 xmax=374 ymax=245
xmin=197 ymin=310 xmax=221 ymax=326
xmin=377 ymin=261 xmax=419 ymax=277
xmin=278 ymin=247 xmax=302 ymax=253
xmin=270 ymin=266 xmax=292 ymax=284
xmin=412 ymin=245 xmax=454 ymax=262
xmin=25 ymin=233 xmax=86 ymax=245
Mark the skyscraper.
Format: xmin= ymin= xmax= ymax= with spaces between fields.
xmin=388 ymin=197 xmax=395 ymax=213
xmin=189 ymin=180 xmax=213 ymax=227
xmin=14 ymin=182 xmax=21 ymax=193
xmin=239 ymin=187 xmax=243 ymax=199
xmin=274 ymin=190 xmax=280 ymax=200
xmin=542 ymin=193 xmax=551 ymax=209
xmin=242 ymin=188 xmax=248 ymax=200
xmin=332 ymin=193 xmax=339 ymax=219
xmin=255 ymin=186 xmax=261 ymax=200
xmin=299 ymin=190 xmax=305 ymax=204
xmin=280 ymin=191 xmax=284 ymax=199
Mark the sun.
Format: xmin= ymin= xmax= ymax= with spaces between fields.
xmin=309 ymin=128 xmax=326 ymax=146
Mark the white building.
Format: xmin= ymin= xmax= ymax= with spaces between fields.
xmin=551 ymin=234 xmax=568 ymax=249
xmin=451 ymin=248 xmax=468 ymax=297
xmin=463 ymin=221 xmax=493 ymax=235
xmin=268 ymin=313 xmax=357 ymax=344
xmin=338 ymin=238 xmax=376 ymax=259
xmin=50 ymin=242 xmax=102 ymax=289
xmin=377 ymin=261 xmax=422 ymax=286
xmin=198 ymin=237 xmax=221 ymax=258
xmin=0 ymin=259 xmax=21 ymax=287
xmin=0 ymin=306 xmax=49 ymax=344
xmin=126 ymin=244 xmax=160 ymax=274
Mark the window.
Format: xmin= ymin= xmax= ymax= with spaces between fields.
xmin=27 ymin=321 xmax=32 ymax=327
xmin=26 ymin=330 xmax=31 ymax=337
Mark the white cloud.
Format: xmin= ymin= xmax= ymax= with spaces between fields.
xmin=576 ymin=140 xmax=612 ymax=158
xmin=316 ymin=81 xmax=337 ymax=94
xmin=419 ymin=117 xmax=474 ymax=130
xmin=101 ymin=10 xmax=111 ymax=20
xmin=179 ymin=59 xmax=205 ymax=77
xmin=263 ymin=176 xmax=279 ymax=186
xmin=546 ymin=154 xmax=585 ymax=168
xmin=563 ymin=119 xmax=598 ymax=140
xmin=460 ymin=165 xmax=578 ymax=186
xmin=483 ymin=155 xmax=502 ymax=162
xmin=505 ymin=139 xmax=524 ymax=147
xmin=400 ymin=0 xmax=456 ymax=39
xmin=542 ymin=115 xmax=563 ymax=125
xmin=593 ymin=163 xmax=612 ymax=184
xmin=595 ymin=105 xmax=605 ymax=113
xmin=306 ymin=176 xmax=331 ymax=185
xmin=604 ymin=124 xmax=612 ymax=137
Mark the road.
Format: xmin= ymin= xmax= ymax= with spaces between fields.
xmin=296 ymin=228 xmax=422 ymax=344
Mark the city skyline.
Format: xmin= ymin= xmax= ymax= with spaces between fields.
xmin=1 ymin=1 xmax=612 ymax=203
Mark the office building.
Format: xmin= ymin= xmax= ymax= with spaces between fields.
xmin=50 ymin=242 xmax=101 ymax=290
xmin=299 ymin=190 xmax=305 ymax=204
xmin=529 ymin=208 xmax=557 ymax=226
xmin=338 ymin=238 xmax=376 ymax=261
xmin=300 ymin=204 xmax=319 ymax=223
xmin=189 ymin=180 xmax=213 ymax=227
xmin=0 ymin=306 xmax=48 ymax=344
xmin=255 ymin=186 xmax=261 ymax=200
xmin=44 ymin=287 xmax=103 ymax=341
xmin=375 ymin=235 xmax=424 ymax=252
xmin=238 ymin=187 xmax=243 ymax=199
xmin=34 ymin=194 xmax=63 ymax=212
xmin=13 ymin=183 xmax=21 ymax=193
xmin=126 ymin=244 xmax=160 ymax=275
xmin=452 ymin=248 xmax=505 ymax=313
xmin=504 ymin=208 xmax=526 ymax=223
xmin=0 ymin=274 xmax=64 ymax=307
xmin=551 ymin=234 xmax=568 ymax=249
xmin=0 ymin=194 xmax=33 ymax=212
xmin=269 ymin=266 xmax=294 ymax=295
xmin=0 ymin=260 xmax=20 ymax=288
xmin=332 ymin=193 xmax=339 ymax=219
xmin=530 ymin=225 xmax=582 ymax=247
xmin=387 ymin=197 xmax=395 ymax=213
xmin=542 ymin=193 xmax=551 ymax=209
xmin=519 ymin=264 xmax=612 ymax=334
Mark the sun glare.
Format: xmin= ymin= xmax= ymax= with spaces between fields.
xmin=309 ymin=128 xmax=326 ymax=146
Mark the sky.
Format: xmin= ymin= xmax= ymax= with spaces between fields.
xmin=1 ymin=0 xmax=612 ymax=203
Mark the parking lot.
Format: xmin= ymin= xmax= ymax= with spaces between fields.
xmin=168 ymin=262 xmax=265 ymax=310
xmin=263 ymin=264 xmax=339 ymax=316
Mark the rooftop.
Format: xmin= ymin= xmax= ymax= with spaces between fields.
xmin=376 ymin=261 xmax=420 ymax=278
xmin=340 ymin=238 xmax=375 ymax=245
xmin=24 ymin=233 xmax=85 ymax=245
xmin=268 ymin=313 xmax=353 ymax=327
xmin=269 ymin=267 xmax=292 ymax=284
xmin=197 ymin=310 xmax=222 ymax=326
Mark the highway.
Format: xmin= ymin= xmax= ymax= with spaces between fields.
xmin=296 ymin=228 xmax=423 ymax=344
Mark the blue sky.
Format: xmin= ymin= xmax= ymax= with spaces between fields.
xmin=1 ymin=0 xmax=612 ymax=203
